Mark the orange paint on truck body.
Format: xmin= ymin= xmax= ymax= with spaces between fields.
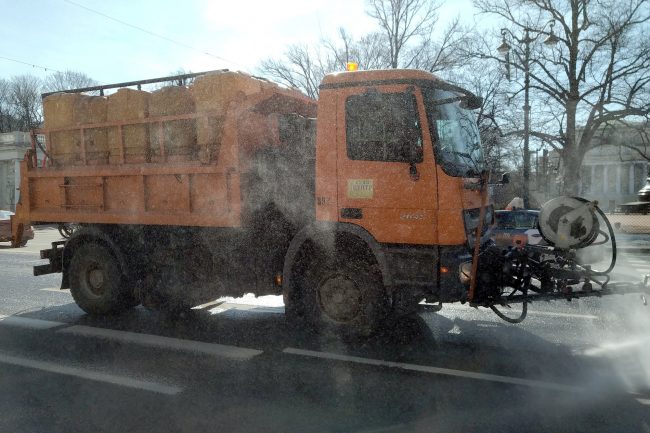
xmin=13 ymin=68 xmax=488 ymax=253
xmin=315 ymin=69 xmax=488 ymax=247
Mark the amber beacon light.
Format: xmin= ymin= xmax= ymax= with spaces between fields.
xmin=346 ymin=62 xmax=359 ymax=72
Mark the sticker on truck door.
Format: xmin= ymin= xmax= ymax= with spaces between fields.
xmin=347 ymin=179 xmax=374 ymax=199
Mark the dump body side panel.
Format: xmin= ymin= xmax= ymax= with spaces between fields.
xmin=24 ymin=163 xmax=239 ymax=227
xmin=15 ymin=72 xmax=317 ymax=231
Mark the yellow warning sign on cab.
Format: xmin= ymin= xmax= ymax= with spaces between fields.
xmin=347 ymin=179 xmax=374 ymax=199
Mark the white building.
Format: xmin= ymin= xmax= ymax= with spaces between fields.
xmin=0 ymin=131 xmax=36 ymax=211
xmin=538 ymin=126 xmax=649 ymax=211
xmin=578 ymin=126 xmax=649 ymax=211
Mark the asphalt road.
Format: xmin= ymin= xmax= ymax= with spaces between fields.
xmin=0 ymin=226 xmax=649 ymax=433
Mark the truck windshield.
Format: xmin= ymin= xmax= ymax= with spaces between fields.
xmin=423 ymin=88 xmax=485 ymax=177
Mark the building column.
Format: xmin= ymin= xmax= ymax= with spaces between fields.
xmin=14 ymin=159 xmax=20 ymax=210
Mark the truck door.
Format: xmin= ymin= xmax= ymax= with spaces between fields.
xmin=336 ymin=86 xmax=437 ymax=245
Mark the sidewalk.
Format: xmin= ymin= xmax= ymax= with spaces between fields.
xmin=606 ymin=213 xmax=650 ymax=233
xmin=605 ymin=213 xmax=650 ymax=254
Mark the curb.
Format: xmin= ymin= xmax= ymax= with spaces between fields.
xmin=607 ymin=247 xmax=650 ymax=254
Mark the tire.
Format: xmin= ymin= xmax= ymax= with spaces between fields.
xmin=19 ymin=240 xmax=28 ymax=247
xmin=68 ymin=242 xmax=135 ymax=315
xmin=302 ymin=257 xmax=388 ymax=338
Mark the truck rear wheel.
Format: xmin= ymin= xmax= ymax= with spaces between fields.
xmin=303 ymin=258 xmax=388 ymax=338
xmin=69 ymin=243 xmax=135 ymax=315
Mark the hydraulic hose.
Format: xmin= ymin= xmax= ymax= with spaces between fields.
xmin=490 ymin=301 xmax=528 ymax=324
xmin=582 ymin=199 xmax=617 ymax=276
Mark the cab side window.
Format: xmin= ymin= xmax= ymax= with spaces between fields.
xmin=345 ymin=92 xmax=422 ymax=162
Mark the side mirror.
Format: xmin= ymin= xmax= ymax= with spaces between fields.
xmin=488 ymin=172 xmax=509 ymax=185
xmin=460 ymin=95 xmax=483 ymax=110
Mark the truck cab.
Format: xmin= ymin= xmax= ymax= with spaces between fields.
xmin=283 ymin=69 xmax=493 ymax=334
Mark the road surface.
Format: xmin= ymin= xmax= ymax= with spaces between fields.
xmin=0 ymin=226 xmax=649 ymax=433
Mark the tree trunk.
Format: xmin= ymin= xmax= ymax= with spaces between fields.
xmin=561 ymin=94 xmax=581 ymax=196
xmin=560 ymin=146 xmax=585 ymax=196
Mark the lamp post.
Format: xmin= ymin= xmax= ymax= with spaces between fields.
xmin=497 ymin=21 xmax=558 ymax=209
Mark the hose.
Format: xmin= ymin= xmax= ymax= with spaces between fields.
xmin=491 ymin=301 xmax=528 ymax=324
xmin=583 ymin=201 xmax=617 ymax=276
xmin=567 ymin=197 xmax=616 ymax=275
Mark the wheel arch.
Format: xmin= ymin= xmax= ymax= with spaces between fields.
xmin=282 ymin=221 xmax=392 ymax=294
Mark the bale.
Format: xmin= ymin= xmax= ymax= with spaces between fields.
xmin=75 ymin=95 xmax=108 ymax=165
xmin=191 ymin=72 xmax=264 ymax=162
xmin=107 ymin=88 xmax=150 ymax=163
xmin=43 ymin=93 xmax=82 ymax=166
xmin=149 ymin=86 xmax=196 ymax=161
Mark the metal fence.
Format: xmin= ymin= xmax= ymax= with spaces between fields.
xmin=606 ymin=213 xmax=650 ymax=234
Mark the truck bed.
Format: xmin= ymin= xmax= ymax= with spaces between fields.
xmin=14 ymin=79 xmax=316 ymax=236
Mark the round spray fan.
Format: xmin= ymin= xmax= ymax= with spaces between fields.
xmin=538 ymin=196 xmax=600 ymax=249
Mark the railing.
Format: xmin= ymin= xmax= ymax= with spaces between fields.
xmin=30 ymin=111 xmax=223 ymax=168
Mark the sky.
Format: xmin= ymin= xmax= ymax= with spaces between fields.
xmin=1 ymin=0 xmax=478 ymax=85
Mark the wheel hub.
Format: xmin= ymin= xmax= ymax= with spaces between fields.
xmin=318 ymin=274 xmax=362 ymax=322
xmin=86 ymin=265 xmax=106 ymax=297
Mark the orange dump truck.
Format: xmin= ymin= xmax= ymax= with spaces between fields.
xmin=11 ymin=69 xmax=494 ymax=336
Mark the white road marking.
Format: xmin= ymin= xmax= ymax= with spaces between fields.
xmin=0 ymin=315 xmax=65 ymax=330
xmin=39 ymin=288 xmax=70 ymax=293
xmin=0 ymin=352 xmax=182 ymax=395
xmin=441 ymin=304 xmax=599 ymax=320
xmin=191 ymin=299 xmax=225 ymax=310
xmin=283 ymin=347 xmax=583 ymax=393
xmin=204 ymin=301 xmax=597 ymax=320
xmin=637 ymin=398 xmax=650 ymax=406
xmin=58 ymin=325 xmax=263 ymax=360
xmin=515 ymin=310 xmax=599 ymax=320
xmin=208 ymin=303 xmax=284 ymax=315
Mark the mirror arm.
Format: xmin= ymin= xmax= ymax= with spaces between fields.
xmin=409 ymin=162 xmax=420 ymax=181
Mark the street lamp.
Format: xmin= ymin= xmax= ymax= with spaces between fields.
xmin=497 ymin=20 xmax=558 ymax=209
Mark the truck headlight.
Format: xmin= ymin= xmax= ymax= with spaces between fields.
xmin=463 ymin=205 xmax=494 ymax=249
xmin=459 ymin=261 xmax=473 ymax=285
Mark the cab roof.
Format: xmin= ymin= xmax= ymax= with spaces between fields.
xmin=320 ymin=69 xmax=445 ymax=90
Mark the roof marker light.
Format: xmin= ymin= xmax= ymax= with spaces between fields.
xmin=346 ymin=62 xmax=359 ymax=72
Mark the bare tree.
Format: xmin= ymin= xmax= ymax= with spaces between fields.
xmin=150 ymin=68 xmax=196 ymax=91
xmin=258 ymin=0 xmax=468 ymax=97
xmin=258 ymin=44 xmax=332 ymax=99
xmin=408 ymin=17 xmax=473 ymax=73
xmin=9 ymin=75 xmax=43 ymax=130
xmin=42 ymin=70 xmax=97 ymax=93
xmin=474 ymin=0 xmax=650 ymax=195
xmin=0 ymin=79 xmax=19 ymax=132
xmin=366 ymin=0 xmax=441 ymax=68
xmin=323 ymin=29 xmax=389 ymax=71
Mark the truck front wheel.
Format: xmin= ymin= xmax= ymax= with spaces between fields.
xmin=69 ymin=243 xmax=135 ymax=315
xmin=303 ymin=258 xmax=388 ymax=338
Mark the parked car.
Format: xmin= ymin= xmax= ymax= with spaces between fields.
xmin=491 ymin=209 xmax=544 ymax=247
xmin=0 ymin=210 xmax=34 ymax=247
